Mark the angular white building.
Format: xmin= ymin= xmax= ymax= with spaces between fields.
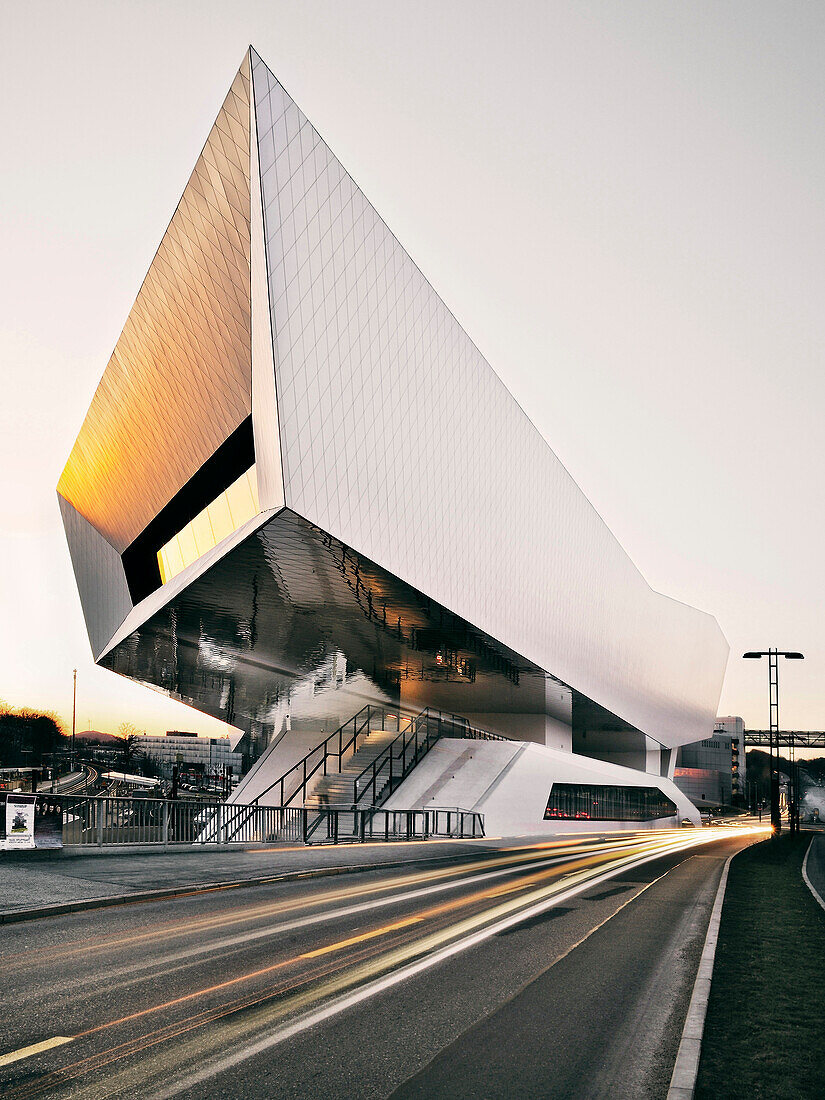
xmin=58 ymin=48 xmax=728 ymax=833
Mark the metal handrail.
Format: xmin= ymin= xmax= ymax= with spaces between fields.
xmin=249 ymin=702 xmax=512 ymax=812
xmin=351 ymin=709 xmax=442 ymax=806
xmin=352 ymin=708 xmax=511 ymax=807
xmin=302 ymin=805 xmax=486 ymax=845
xmin=250 ymin=705 xmax=402 ymax=807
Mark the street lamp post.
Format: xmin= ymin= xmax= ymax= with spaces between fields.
xmin=743 ymin=649 xmax=804 ymax=835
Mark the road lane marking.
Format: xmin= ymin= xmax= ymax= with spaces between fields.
xmin=667 ymin=847 xmax=742 ymax=1100
xmin=0 ymin=1037 xmax=74 ymax=1068
xmin=160 ymin=833 xmax=757 ymax=1096
xmin=2 ymin=831 xmax=762 ymax=1099
xmin=4 ymin=832 xmax=759 ymax=1098
xmin=61 ymin=852 xmax=581 ymax=983
xmin=802 ymin=837 xmax=825 ymax=912
xmin=4 ymin=841 xmax=653 ymax=972
xmin=70 ymin=847 xmax=644 ymax=1042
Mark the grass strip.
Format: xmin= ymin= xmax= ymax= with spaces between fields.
xmin=696 ymin=833 xmax=825 ymax=1100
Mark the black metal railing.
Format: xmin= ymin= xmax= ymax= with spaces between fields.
xmin=302 ymin=805 xmax=485 ymax=845
xmin=247 ymin=703 xmax=510 ymax=816
xmin=1 ymin=792 xmax=483 ymax=848
xmin=352 ymin=708 xmax=509 ymax=807
xmin=249 ymin=705 xmax=403 ymax=808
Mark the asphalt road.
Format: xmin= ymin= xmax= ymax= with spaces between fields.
xmin=0 ymin=828 xmax=760 ymax=1100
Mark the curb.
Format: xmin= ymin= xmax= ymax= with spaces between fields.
xmin=802 ymin=836 xmax=825 ymax=912
xmin=0 ymin=850 xmax=482 ymax=926
xmin=666 ymin=847 xmax=739 ymax=1100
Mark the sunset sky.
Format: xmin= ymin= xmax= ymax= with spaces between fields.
xmin=1 ymin=1 xmax=822 ymax=746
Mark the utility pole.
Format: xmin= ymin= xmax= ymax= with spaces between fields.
xmin=71 ymin=668 xmax=77 ymax=773
xmin=744 ymin=649 xmax=804 ymax=836
xmin=769 ymin=650 xmax=780 ymax=834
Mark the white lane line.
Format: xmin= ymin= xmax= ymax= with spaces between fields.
xmin=0 ymin=1035 xmax=74 ymax=1068
xmin=802 ymin=837 xmax=825 ymax=913
xmin=160 ymin=836 xmax=721 ymax=1098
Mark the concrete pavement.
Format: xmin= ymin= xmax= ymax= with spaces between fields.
xmin=0 ymin=837 xmax=498 ymax=918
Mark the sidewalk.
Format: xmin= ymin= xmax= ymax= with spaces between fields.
xmin=0 ymin=837 xmax=497 ymax=920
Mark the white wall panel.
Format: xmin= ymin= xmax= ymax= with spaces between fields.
xmin=250 ymin=92 xmax=285 ymax=513
xmin=250 ymin=49 xmax=728 ymax=750
xmin=58 ymin=493 xmax=132 ymax=660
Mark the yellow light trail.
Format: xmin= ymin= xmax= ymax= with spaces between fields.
xmin=0 ymin=827 xmax=767 ymax=1100
xmin=2 ymin=835 xmax=667 ymax=967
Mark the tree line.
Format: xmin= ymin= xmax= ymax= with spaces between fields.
xmin=0 ymin=701 xmax=66 ymax=766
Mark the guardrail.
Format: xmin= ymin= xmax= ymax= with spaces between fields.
xmin=250 ymin=704 xmax=401 ymax=808
xmin=303 ymin=805 xmax=485 ymax=844
xmin=11 ymin=794 xmax=483 ymax=848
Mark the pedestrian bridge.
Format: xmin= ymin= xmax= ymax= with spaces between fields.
xmin=744 ymin=731 xmax=825 ymax=748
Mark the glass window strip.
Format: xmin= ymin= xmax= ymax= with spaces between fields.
xmin=156 ymin=464 xmax=259 ymax=585
xmin=544 ymin=783 xmax=677 ymax=822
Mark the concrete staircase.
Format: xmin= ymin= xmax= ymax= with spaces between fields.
xmin=304 ymin=726 xmax=401 ymax=809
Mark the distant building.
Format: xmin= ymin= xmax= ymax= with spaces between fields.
xmin=133 ymin=733 xmax=243 ymax=775
xmin=673 ymin=718 xmax=745 ymax=807
xmin=714 ymin=716 xmax=745 ymax=796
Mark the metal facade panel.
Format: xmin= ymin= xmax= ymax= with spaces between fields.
xmin=250 ymin=85 xmax=285 ymax=513
xmin=58 ymin=493 xmax=132 ymax=660
xmin=250 ymin=50 xmax=727 ymax=749
xmin=58 ymin=56 xmax=253 ymax=553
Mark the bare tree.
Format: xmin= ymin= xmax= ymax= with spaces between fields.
xmin=117 ymin=722 xmax=142 ymax=770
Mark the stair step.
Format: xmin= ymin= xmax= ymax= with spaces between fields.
xmin=302 ymin=714 xmax=445 ymax=811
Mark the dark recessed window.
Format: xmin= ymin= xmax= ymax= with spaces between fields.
xmin=544 ymin=783 xmax=678 ymax=822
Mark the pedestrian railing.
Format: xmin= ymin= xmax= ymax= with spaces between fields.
xmin=250 ymin=703 xmax=509 ymax=812
xmin=249 ymin=704 xmax=403 ymax=808
xmin=16 ymin=793 xmax=483 ymax=849
xmin=302 ymin=805 xmax=485 ymax=845
xmin=352 ymin=709 xmax=509 ymax=807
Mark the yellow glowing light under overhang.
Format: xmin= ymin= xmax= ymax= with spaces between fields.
xmin=157 ymin=465 xmax=260 ymax=585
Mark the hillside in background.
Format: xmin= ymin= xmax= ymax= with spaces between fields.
xmin=74 ymin=730 xmax=121 ymax=745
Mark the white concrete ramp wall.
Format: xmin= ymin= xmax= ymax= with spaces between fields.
xmin=229 ymin=729 xmax=326 ymax=806
xmin=382 ymin=740 xmax=524 ymax=813
xmin=384 ymin=738 xmax=700 ymax=836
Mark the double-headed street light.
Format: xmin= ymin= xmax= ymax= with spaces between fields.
xmin=743 ymin=649 xmax=804 ymax=835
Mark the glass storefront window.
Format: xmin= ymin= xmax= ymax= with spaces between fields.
xmin=544 ymin=783 xmax=677 ymax=822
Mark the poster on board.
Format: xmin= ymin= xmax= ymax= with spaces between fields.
xmin=34 ymin=798 xmax=64 ymax=848
xmin=3 ymin=793 xmax=36 ymax=850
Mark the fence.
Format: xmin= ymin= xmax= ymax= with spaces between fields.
xmin=18 ymin=794 xmax=483 ymax=849
xmin=303 ymin=806 xmax=485 ymax=844
xmin=251 ymin=703 xmax=509 ymax=810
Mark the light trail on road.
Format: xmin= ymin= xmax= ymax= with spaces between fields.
xmin=0 ymin=826 xmax=767 ymax=1100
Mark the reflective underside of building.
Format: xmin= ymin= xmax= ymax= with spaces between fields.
xmin=58 ymin=48 xmax=729 ymax=784
xmin=100 ymin=507 xmax=644 ymax=764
